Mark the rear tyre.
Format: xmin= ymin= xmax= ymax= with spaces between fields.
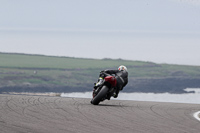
xmin=91 ymin=86 xmax=108 ymax=105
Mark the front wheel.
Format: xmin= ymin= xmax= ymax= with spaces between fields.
xmin=91 ymin=86 xmax=109 ymax=105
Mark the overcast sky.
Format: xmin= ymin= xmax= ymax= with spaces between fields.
xmin=0 ymin=0 xmax=200 ymax=66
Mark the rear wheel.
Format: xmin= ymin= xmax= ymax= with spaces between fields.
xmin=91 ymin=86 xmax=108 ymax=105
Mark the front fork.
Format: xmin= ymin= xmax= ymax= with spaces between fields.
xmin=92 ymin=87 xmax=99 ymax=98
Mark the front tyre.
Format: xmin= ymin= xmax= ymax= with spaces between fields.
xmin=91 ymin=86 xmax=108 ymax=105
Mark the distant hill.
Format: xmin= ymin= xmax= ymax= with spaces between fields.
xmin=1 ymin=52 xmax=200 ymax=93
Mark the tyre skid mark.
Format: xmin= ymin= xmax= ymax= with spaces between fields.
xmin=149 ymin=104 xmax=192 ymax=133
xmin=1 ymin=94 xmax=200 ymax=133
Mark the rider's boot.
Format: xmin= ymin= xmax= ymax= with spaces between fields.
xmin=113 ymin=89 xmax=119 ymax=98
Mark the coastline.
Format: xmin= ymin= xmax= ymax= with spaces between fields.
xmin=6 ymin=92 xmax=61 ymax=97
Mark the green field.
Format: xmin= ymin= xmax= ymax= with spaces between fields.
xmin=0 ymin=52 xmax=152 ymax=69
xmin=1 ymin=52 xmax=200 ymax=93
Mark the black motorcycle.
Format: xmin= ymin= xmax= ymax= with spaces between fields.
xmin=91 ymin=73 xmax=117 ymax=105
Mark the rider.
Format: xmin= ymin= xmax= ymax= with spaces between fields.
xmin=94 ymin=65 xmax=128 ymax=98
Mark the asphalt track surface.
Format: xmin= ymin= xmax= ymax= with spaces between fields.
xmin=0 ymin=94 xmax=200 ymax=133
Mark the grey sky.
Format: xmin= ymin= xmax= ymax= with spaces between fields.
xmin=0 ymin=0 xmax=200 ymax=65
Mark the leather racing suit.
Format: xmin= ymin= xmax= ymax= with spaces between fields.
xmin=98 ymin=69 xmax=128 ymax=97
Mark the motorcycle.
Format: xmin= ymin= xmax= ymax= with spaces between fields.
xmin=91 ymin=72 xmax=117 ymax=105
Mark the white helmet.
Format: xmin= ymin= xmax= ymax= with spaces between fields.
xmin=118 ymin=65 xmax=127 ymax=71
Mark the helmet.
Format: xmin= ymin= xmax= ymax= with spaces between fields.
xmin=118 ymin=65 xmax=127 ymax=71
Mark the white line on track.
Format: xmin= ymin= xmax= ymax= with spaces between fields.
xmin=193 ymin=111 xmax=200 ymax=121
